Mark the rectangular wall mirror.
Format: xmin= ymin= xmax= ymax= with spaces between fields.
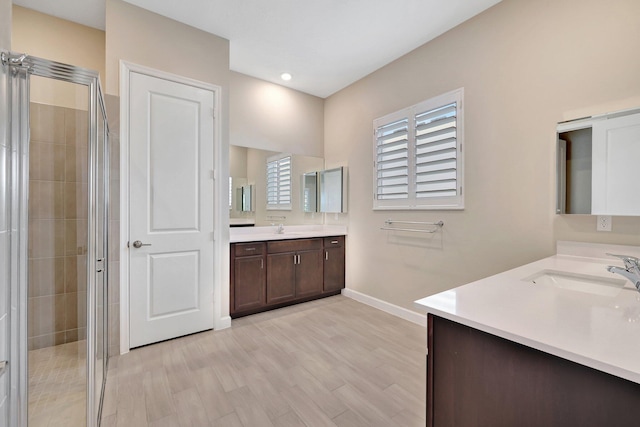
xmin=320 ymin=166 xmax=347 ymax=213
xmin=302 ymin=172 xmax=318 ymax=213
xmin=241 ymin=184 xmax=254 ymax=212
xmin=557 ymin=127 xmax=592 ymax=214
xmin=230 ymin=144 xmax=324 ymax=225
xmin=556 ymin=108 xmax=640 ymax=216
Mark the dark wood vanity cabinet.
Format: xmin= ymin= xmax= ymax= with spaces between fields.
xmin=230 ymin=236 xmax=345 ymax=317
xmin=427 ymin=314 xmax=640 ymax=427
xmin=230 ymin=242 xmax=266 ymax=313
xmin=323 ymin=236 xmax=345 ymax=293
xmin=267 ymin=239 xmax=323 ymax=304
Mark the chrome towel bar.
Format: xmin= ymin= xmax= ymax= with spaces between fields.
xmin=266 ymin=215 xmax=286 ymax=220
xmin=384 ymin=219 xmax=444 ymax=227
xmin=381 ymin=219 xmax=444 ymax=234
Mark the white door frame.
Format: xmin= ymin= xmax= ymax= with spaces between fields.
xmin=120 ymin=61 xmax=230 ymax=354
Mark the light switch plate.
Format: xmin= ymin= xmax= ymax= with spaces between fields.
xmin=597 ymin=215 xmax=612 ymax=232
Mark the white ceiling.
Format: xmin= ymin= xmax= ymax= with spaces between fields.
xmin=13 ymin=0 xmax=502 ymax=98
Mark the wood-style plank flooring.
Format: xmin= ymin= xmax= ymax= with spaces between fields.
xmin=101 ymin=295 xmax=426 ymax=426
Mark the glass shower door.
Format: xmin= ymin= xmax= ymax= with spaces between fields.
xmin=26 ymin=75 xmax=91 ymax=427
xmin=4 ymin=52 xmax=109 ymax=427
xmin=94 ymin=92 xmax=109 ymax=422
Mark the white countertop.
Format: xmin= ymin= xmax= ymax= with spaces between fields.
xmin=230 ymin=224 xmax=347 ymax=243
xmin=415 ymin=241 xmax=640 ymax=384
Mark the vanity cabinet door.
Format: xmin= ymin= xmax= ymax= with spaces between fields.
xmin=323 ymin=237 xmax=345 ymax=293
xmin=427 ymin=314 xmax=640 ymax=427
xmin=233 ymin=256 xmax=265 ymax=313
xmin=295 ymin=249 xmax=323 ymax=298
xmin=266 ymin=252 xmax=297 ymax=305
xmin=592 ymin=112 xmax=640 ymax=215
xmin=231 ymin=242 xmax=266 ymax=316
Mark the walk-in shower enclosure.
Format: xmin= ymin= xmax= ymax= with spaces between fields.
xmin=3 ymin=52 xmax=109 ymax=427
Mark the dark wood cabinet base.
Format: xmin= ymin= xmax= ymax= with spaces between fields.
xmin=427 ymin=314 xmax=640 ymax=427
xmin=231 ymin=236 xmax=345 ymax=318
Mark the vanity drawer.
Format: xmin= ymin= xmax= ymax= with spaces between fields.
xmin=324 ymin=236 xmax=344 ymax=247
xmin=234 ymin=242 xmax=266 ymax=257
xmin=268 ymin=238 xmax=322 ymax=254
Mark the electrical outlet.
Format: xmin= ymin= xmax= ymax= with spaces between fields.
xmin=597 ymin=215 xmax=612 ymax=232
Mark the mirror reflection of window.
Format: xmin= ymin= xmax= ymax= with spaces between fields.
xmin=267 ymin=155 xmax=292 ymax=210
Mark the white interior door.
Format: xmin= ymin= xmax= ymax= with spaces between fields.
xmin=129 ymin=71 xmax=215 ymax=348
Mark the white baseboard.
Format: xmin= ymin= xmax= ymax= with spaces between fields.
xmin=215 ymin=316 xmax=232 ymax=330
xmin=341 ymin=288 xmax=427 ymax=327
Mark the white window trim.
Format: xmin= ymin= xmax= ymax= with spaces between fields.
xmin=266 ymin=153 xmax=292 ymax=211
xmin=372 ymin=88 xmax=464 ymax=210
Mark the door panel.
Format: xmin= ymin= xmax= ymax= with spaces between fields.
xmin=149 ymin=251 xmax=199 ymax=318
xmin=129 ymin=71 xmax=215 ymax=348
xmin=267 ymin=252 xmax=296 ymax=305
xmin=295 ymin=250 xmax=323 ymax=298
xmin=149 ymin=93 xmax=200 ymax=232
xmin=323 ymin=246 xmax=345 ymax=292
xmin=233 ymin=256 xmax=266 ymax=312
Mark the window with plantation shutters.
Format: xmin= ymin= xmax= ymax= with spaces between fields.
xmin=266 ymin=155 xmax=292 ymax=210
xmin=373 ymin=88 xmax=464 ymax=210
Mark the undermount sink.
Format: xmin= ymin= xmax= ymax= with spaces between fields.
xmin=523 ymin=270 xmax=627 ymax=297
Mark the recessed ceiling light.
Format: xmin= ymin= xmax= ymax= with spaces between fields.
xmin=280 ymin=72 xmax=292 ymax=81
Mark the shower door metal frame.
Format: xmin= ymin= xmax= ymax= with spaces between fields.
xmin=2 ymin=51 xmax=109 ymax=427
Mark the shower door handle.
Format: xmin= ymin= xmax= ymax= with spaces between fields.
xmin=132 ymin=240 xmax=152 ymax=249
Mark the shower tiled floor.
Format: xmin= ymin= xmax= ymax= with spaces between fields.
xmin=28 ymin=340 xmax=87 ymax=427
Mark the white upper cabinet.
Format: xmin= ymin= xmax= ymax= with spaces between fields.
xmin=591 ymin=112 xmax=640 ymax=215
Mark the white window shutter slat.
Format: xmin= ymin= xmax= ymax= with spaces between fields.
xmin=373 ymin=88 xmax=464 ymax=210
xmin=267 ymin=155 xmax=292 ymax=209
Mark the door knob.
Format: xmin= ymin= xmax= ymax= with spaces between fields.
xmin=132 ymin=240 xmax=151 ymax=249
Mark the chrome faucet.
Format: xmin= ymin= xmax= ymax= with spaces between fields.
xmin=276 ymin=224 xmax=285 ymax=234
xmin=607 ymin=253 xmax=640 ymax=292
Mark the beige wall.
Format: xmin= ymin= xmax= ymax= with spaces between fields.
xmin=106 ymin=0 xmax=229 ymax=96
xmin=230 ymin=145 xmax=249 ymax=179
xmin=325 ymin=0 xmax=640 ymax=312
xmin=230 ymin=71 xmax=324 ymax=157
xmin=12 ymin=5 xmax=105 ymax=110
xmin=12 ymin=6 xmax=105 ymax=79
xmin=0 ymin=0 xmax=9 ymax=48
